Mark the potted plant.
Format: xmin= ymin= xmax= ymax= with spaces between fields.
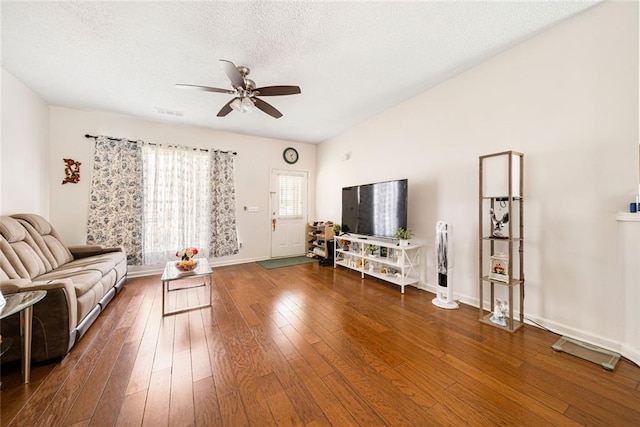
xmin=333 ymin=224 xmax=341 ymax=235
xmin=394 ymin=228 xmax=413 ymax=247
xmin=366 ymin=244 xmax=378 ymax=257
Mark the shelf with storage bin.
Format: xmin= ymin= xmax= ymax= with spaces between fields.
xmin=334 ymin=234 xmax=422 ymax=293
xmin=306 ymin=221 xmax=335 ymax=260
xmin=479 ymin=150 xmax=524 ymax=333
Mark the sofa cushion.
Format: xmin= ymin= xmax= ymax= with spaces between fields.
xmin=12 ymin=213 xmax=52 ymax=235
xmin=0 ymin=217 xmax=47 ymax=279
xmin=13 ymin=214 xmax=74 ymax=269
xmin=0 ymin=236 xmax=22 ymax=279
xmin=0 ymin=215 xmax=27 ymax=242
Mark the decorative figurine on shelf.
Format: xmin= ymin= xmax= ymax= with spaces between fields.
xmin=489 ymin=252 xmax=509 ymax=283
xmin=489 ymin=207 xmax=509 ymax=238
xmin=490 ymin=298 xmax=509 ymax=326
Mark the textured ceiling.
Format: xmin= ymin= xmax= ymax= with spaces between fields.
xmin=1 ymin=1 xmax=599 ymax=144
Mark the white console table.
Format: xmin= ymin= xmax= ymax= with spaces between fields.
xmin=334 ymin=235 xmax=422 ymax=293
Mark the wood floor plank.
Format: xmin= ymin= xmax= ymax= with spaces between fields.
xmin=141 ymin=367 xmax=171 ymax=427
xmin=193 ymin=377 xmax=222 ymax=426
xmin=321 ymin=372 xmax=387 ymax=426
xmin=2 ymin=263 xmax=639 ymax=426
xmin=217 ymin=390 xmax=249 ymax=426
xmin=151 ymin=310 xmax=175 ymax=373
xmin=447 ymin=381 xmax=559 ymax=426
xmin=260 ymin=372 xmax=304 ymax=426
xmin=62 ymin=327 xmax=129 ymax=425
xmin=115 ymin=389 xmax=147 ymax=427
xmin=440 ymin=353 xmax=580 ymax=426
xmin=312 ymin=340 xmax=428 ymax=426
xmin=187 ymin=300 xmax=212 ymax=383
xmin=125 ymin=285 xmax=163 ymax=396
xmin=279 ymin=324 xmax=334 ymax=378
xmin=88 ymin=340 xmax=140 ymax=426
xmin=288 ymin=356 xmax=360 ymax=426
xmin=123 ymin=283 xmax=155 ymax=344
xmin=169 ymin=349 xmax=195 ymax=426
xmin=204 ymin=324 xmax=237 ymax=397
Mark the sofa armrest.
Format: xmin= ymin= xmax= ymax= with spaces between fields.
xmin=0 ymin=278 xmax=77 ymax=332
xmin=68 ymin=245 xmax=123 ymax=259
xmin=0 ymin=278 xmax=33 ymax=294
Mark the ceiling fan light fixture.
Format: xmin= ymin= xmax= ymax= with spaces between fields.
xmin=178 ymin=59 xmax=300 ymax=118
xmin=230 ymin=98 xmax=243 ymax=111
xmin=241 ymin=97 xmax=254 ymax=112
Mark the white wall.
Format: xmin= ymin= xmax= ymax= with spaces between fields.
xmin=1 ymin=68 xmax=51 ymax=216
xmin=316 ymin=1 xmax=639 ymax=361
xmin=49 ymin=106 xmax=315 ymax=272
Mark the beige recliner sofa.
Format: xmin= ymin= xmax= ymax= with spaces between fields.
xmin=0 ymin=214 xmax=127 ymax=363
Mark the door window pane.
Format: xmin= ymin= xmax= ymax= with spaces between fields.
xmin=279 ymin=174 xmax=304 ymax=218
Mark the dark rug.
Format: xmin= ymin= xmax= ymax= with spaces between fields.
xmin=256 ymin=256 xmax=318 ymax=269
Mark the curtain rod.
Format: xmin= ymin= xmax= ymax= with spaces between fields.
xmin=84 ymin=134 xmax=237 ymax=155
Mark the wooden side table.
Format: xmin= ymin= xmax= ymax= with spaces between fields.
xmin=0 ymin=290 xmax=47 ymax=383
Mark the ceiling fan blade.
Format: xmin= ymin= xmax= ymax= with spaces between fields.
xmin=253 ymin=97 xmax=283 ymax=119
xmin=220 ymin=59 xmax=246 ymax=90
xmin=254 ymin=85 xmax=301 ymax=96
xmin=217 ymin=98 xmax=237 ymax=117
xmin=175 ymin=84 xmax=234 ymax=94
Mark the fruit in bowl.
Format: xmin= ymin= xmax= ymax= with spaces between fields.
xmin=176 ymin=259 xmax=198 ymax=271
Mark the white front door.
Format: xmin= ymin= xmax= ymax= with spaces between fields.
xmin=270 ymin=169 xmax=308 ymax=258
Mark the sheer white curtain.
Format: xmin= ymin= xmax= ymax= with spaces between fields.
xmin=142 ymin=143 xmax=211 ymax=265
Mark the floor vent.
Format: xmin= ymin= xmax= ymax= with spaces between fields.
xmin=552 ymin=336 xmax=621 ymax=371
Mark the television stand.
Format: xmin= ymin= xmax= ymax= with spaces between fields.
xmin=334 ymin=235 xmax=422 ymax=293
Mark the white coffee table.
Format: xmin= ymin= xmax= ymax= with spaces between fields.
xmin=160 ymin=258 xmax=212 ymax=316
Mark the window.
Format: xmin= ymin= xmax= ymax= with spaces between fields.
xmin=142 ymin=144 xmax=211 ymax=264
xmin=278 ymin=173 xmax=305 ymax=218
xmin=87 ymin=136 xmax=238 ymax=266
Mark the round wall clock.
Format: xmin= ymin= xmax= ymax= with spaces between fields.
xmin=283 ymin=147 xmax=299 ymax=164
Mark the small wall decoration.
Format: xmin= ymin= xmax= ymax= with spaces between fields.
xmin=62 ymin=158 xmax=81 ymax=185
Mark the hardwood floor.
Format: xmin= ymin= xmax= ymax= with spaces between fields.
xmin=2 ymin=261 xmax=639 ymax=426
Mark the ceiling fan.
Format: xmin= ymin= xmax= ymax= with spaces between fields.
xmin=176 ymin=59 xmax=301 ymax=119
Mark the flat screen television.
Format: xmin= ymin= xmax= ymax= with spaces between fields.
xmin=341 ymin=179 xmax=408 ymax=239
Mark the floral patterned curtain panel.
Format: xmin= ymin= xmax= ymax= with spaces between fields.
xmin=210 ymin=151 xmax=240 ymax=257
xmin=87 ymin=136 xmax=144 ymax=265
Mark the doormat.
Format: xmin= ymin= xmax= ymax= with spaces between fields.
xmin=552 ymin=336 xmax=621 ymax=371
xmin=257 ymin=256 xmax=318 ymax=269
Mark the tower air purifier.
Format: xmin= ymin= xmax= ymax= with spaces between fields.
xmin=432 ymin=220 xmax=459 ymax=309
